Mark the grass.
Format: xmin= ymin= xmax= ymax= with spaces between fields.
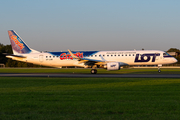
xmin=0 ymin=77 xmax=180 ymax=119
xmin=0 ymin=68 xmax=180 ymax=74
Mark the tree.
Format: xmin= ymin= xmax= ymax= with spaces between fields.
xmin=167 ymin=48 xmax=180 ymax=52
xmin=0 ymin=44 xmax=12 ymax=64
xmin=167 ymin=48 xmax=180 ymax=64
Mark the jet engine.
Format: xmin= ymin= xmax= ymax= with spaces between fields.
xmin=107 ymin=62 xmax=121 ymax=70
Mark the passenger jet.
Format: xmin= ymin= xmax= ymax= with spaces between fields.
xmin=6 ymin=30 xmax=177 ymax=74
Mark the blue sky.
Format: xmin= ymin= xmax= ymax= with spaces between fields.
xmin=1 ymin=0 xmax=180 ymax=51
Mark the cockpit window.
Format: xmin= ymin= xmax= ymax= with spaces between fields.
xmin=163 ymin=52 xmax=170 ymax=56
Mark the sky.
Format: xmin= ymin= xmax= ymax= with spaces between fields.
xmin=0 ymin=0 xmax=180 ymax=51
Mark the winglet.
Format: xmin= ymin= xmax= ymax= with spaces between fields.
xmin=68 ymin=49 xmax=80 ymax=60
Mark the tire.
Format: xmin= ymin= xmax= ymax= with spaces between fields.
xmin=91 ymin=69 xmax=97 ymax=74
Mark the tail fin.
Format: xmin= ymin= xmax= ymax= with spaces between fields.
xmin=8 ymin=30 xmax=39 ymax=54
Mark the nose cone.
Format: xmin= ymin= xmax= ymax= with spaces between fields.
xmin=173 ymin=58 xmax=178 ymax=63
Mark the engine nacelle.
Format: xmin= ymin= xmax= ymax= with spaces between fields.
xmin=107 ymin=62 xmax=121 ymax=71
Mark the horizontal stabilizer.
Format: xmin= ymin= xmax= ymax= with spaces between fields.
xmin=3 ymin=53 xmax=26 ymax=58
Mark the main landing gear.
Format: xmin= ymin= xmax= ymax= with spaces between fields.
xmin=91 ymin=69 xmax=97 ymax=74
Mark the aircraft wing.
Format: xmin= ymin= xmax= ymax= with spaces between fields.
xmin=68 ymin=49 xmax=115 ymax=66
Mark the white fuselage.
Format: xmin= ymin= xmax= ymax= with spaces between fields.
xmin=10 ymin=50 xmax=177 ymax=68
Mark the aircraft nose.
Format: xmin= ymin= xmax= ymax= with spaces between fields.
xmin=173 ymin=58 xmax=178 ymax=63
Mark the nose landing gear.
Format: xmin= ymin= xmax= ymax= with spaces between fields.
xmin=158 ymin=64 xmax=162 ymax=73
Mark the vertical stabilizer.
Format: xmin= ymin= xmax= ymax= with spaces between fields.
xmin=8 ymin=30 xmax=39 ymax=54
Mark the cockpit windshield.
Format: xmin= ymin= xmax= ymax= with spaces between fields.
xmin=163 ymin=52 xmax=170 ymax=56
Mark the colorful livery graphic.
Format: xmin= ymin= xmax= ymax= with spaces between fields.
xmin=60 ymin=52 xmax=83 ymax=60
xmin=6 ymin=30 xmax=177 ymax=74
xmin=8 ymin=31 xmax=32 ymax=54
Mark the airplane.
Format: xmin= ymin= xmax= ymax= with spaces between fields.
xmin=5 ymin=30 xmax=177 ymax=74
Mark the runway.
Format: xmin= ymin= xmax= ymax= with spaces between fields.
xmin=1 ymin=73 xmax=180 ymax=78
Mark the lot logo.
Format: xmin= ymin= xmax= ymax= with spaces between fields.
xmin=60 ymin=52 xmax=83 ymax=60
xmin=111 ymin=64 xmax=116 ymax=67
xmin=134 ymin=54 xmax=160 ymax=62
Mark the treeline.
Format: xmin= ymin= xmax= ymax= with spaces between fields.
xmin=0 ymin=43 xmax=180 ymax=67
xmin=0 ymin=43 xmax=39 ymax=67
xmin=167 ymin=48 xmax=180 ymax=64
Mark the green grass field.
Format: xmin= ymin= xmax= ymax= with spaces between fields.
xmin=0 ymin=77 xmax=180 ymax=120
xmin=0 ymin=68 xmax=180 ymax=74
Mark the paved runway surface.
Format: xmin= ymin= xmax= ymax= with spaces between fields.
xmin=1 ymin=73 xmax=180 ymax=78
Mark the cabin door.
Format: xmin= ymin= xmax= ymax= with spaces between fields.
xmin=155 ymin=53 xmax=160 ymax=61
xmin=39 ymin=55 xmax=43 ymax=62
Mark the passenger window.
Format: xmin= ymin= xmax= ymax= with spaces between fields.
xmin=114 ymin=55 xmax=116 ymax=56
xmin=46 ymin=56 xmax=48 ymax=58
xmin=107 ymin=55 xmax=109 ymax=57
xmin=118 ymin=55 xmax=120 ymax=56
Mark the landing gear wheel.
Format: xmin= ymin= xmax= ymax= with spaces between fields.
xmin=91 ymin=69 xmax=97 ymax=74
xmin=158 ymin=64 xmax=162 ymax=73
